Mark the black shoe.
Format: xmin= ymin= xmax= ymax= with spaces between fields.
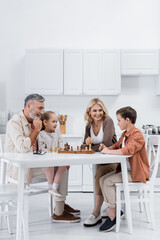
xmin=99 ymin=216 xmax=116 ymax=232
xmin=102 ymin=210 xmax=124 ymax=219
xmin=120 ymin=210 xmax=124 ymax=218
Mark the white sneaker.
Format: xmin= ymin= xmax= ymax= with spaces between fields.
xmin=84 ymin=214 xmax=102 ymax=227
xmin=48 ymin=188 xmax=62 ymax=197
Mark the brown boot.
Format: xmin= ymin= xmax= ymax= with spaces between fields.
xmin=64 ymin=204 xmax=80 ymax=215
xmin=52 ymin=211 xmax=81 ymax=223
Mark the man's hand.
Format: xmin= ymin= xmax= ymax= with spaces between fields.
xmin=33 ymin=117 xmax=42 ymax=132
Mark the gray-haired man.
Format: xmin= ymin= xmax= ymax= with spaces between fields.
xmin=5 ymin=93 xmax=80 ymax=222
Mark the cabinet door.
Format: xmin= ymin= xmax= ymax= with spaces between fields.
xmin=64 ymin=50 xmax=83 ymax=95
xmin=62 ymin=135 xmax=83 ymax=191
xmin=25 ymin=49 xmax=63 ymax=95
xmin=83 ymin=50 xmax=102 ymax=95
xmin=102 ymin=50 xmax=121 ymax=95
xmin=122 ymin=50 xmax=159 ymax=75
xmin=83 ymin=50 xmax=121 ymax=95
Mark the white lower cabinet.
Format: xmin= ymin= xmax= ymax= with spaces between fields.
xmin=82 ymin=165 xmax=94 ymax=192
xmin=156 ymin=75 xmax=160 ymax=95
xmin=62 ymin=134 xmax=93 ymax=192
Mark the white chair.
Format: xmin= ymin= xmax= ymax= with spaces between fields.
xmin=0 ymin=182 xmax=28 ymax=239
xmin=115 ymin=135 xmax=160 ymax=232
xmin=0 ymin=134 xmax=54 ymax=233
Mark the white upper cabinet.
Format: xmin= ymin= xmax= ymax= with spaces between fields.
xmin=83 ymin=50 xmax=121 ymax=95
xmin=64 ymin=50 xmax=83 ymax=95
xmin=122 ymin=50 xmax=159 ymax=75
xmin=102 ymin=50 xmax=121 ymax=95
xmin=25 ymin=49 xmax=63 ymax=95
xmin=83 ymin=50 xmax=102 ymax=95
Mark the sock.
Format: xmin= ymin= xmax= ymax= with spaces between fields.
xmin=52 ymin=183 xmax=59 ymax=190
xmin=48 ymin=184 xmax=52 ymax=189
xmin=54 ymin=201 xmax=65 ymax=216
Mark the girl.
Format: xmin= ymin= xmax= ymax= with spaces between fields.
xmin=38 ymin=111 xmax=66 ymax=197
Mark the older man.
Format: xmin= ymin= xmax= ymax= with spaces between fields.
xmin=5 ymin=93 xmax=80 ymax=223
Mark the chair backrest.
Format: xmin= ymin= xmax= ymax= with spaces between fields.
xmin=148 ymin=135 xmax=160 ymax=186
xmin=143 ymin=133 xmax=148 ymax=150
xmin=0 ymin=134 xmax=6 ymax=153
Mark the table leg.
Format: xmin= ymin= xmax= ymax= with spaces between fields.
xmin=0 ymin=158 xmax=6 ymax=184
xmin=16 ymin=166 xmax=25 ymax=240
xmin=121 ymin=160 xmax=133 ymax=234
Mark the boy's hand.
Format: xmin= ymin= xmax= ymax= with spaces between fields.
xmin=85 ymin=137 xmax=94 ymax=145
xmin=99 ymin=143 xmax=105 ymax=151
xmin=101 ymin=147 xmax=110 ymax=154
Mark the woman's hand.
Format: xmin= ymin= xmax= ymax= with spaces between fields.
xmin=85 ymin=137 xmax=94 ymax=145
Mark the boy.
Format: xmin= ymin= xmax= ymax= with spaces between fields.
xmin=98 ymin=106 xmax=149 ymax=232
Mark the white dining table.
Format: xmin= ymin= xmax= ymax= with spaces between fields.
xmin=0 ymin=152 xmax=133 ymax=239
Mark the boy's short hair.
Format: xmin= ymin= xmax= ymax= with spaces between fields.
xmin=116 ymin=106 xmax=137 ymax=124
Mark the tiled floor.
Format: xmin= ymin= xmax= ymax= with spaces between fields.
xmin=1 ymin=192 xmax=160 ymax=240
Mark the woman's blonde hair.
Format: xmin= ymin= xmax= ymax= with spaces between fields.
xmin=84 ymin=98 xmax=109 ymax=127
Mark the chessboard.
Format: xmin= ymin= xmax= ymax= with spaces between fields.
xmin=54 ymin=143 xmax=95 ymax=154
xmin=56 ymin=149 xmax=94 ymax=154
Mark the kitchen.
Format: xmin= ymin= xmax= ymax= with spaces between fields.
xmin=0 ymin=0 xmax=160 ymax=239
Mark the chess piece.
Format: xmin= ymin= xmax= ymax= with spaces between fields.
xmin=71 ymin=146 xmax=73 ymax=151
xmin=85 ymin=146 xmax=88 ymax=151
xmin=50 ymin=147 xmax=53 ymax=152
xmin=77 ymin=146 xmax=79 ymax=150
xmin=48 ymin=149 xmax=50 ymax=153
xmin=89 ymin=144 xmax=92 ymax=151
xmin=64 ymin=142 xmax=70 ymax=151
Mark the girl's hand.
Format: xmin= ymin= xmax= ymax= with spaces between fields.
xmin=85 ymin=137 xmax=94 ymax=145
xmin=101 ymin=147 xmax=110 ymax=154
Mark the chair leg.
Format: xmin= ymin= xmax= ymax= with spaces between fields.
xmin=143 ymin=190 xmax=150 ymax=223
xmin=49 ymin=193 xmax=53 ymax=217
xmin=115 ymin=188 xmax=121 ymax=233
xmin=149 ymin=191 xmax=156 ymax=230
xmin=0 ymin=203 xmax=4 ymax=230
xmin=6 ymin=203 xmax=13 ymax=234
xmin=138 ymin=190 xmax=143 ymax=213
xmin=22 ymin=195 xmax=29 ymax=240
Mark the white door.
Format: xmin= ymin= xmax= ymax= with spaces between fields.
xmin=122 ymin=50 xmax=159 ymax=75
xmin=25 ymin=49 xmax=63 ymax=95
xmin=64 ymin=50 xmax=83 ymax=95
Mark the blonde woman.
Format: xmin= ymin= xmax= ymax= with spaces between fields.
xmin=83 ymin=98 xmax=117 ymax=227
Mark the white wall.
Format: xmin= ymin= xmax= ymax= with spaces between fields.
xmin=0 ymin=0 xmax=160 ymax=135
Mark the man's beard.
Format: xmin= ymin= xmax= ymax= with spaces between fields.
xmin=29 ymin=106 xmax=41 ymax=120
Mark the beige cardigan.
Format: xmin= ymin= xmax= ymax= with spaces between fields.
xmin=5 ymin=111 xmax=34 ymax=183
